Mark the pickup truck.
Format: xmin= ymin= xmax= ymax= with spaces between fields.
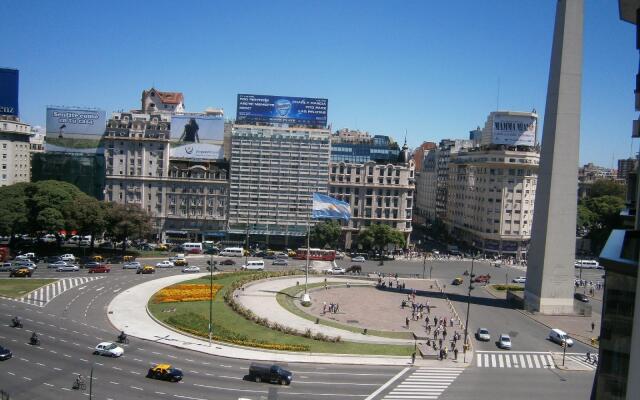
xmin=248 ymin=363 xmax=292 ymax=385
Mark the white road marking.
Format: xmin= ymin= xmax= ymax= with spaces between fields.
xmin=364 ymin=367 xmax=410 ymax=400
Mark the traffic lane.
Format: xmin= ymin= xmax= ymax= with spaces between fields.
xmin=441 ymin=366 xmax=595 ymax=400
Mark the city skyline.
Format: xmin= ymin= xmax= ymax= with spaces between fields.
xmin=1 ymin=0 xmax=637 ymax=167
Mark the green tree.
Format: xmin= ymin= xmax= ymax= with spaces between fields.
xmin=0 ymin=182 xmax=29 ymax=237
xmin=35 ymin=207 xmax=65 ymax=233
xmin=104 ymin=203 xmax=152 ymax=254
xmin=68 ymin=195 xmax=107 ymax=250
xmin=356 ymin=224 xmax=406 ymax=256
xmin=310 ymin=220 xmax=342 ymax=249
xmin=589 ymin=179 xmax=626 ymax=199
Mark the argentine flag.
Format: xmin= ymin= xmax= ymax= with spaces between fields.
xmin=312 ymin=193 xmax=351 ymax=221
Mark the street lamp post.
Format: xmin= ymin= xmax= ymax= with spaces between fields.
xmin=463 ymin=254 xmax=476 ymax=363
xmin=430 ymin=265 xmax=433 ymax=280
xmin=89 ymin=364 xmax=94 ymax=400
xmin=208 ymin=259 xmax=216 ymax=346
xmin=422 ymin=254 xmax=426 ymax=279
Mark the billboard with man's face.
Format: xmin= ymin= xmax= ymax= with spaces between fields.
xmin=236 ymin=94 xmax=328 ymax=127
xmin=0 ymin=68 xmax=19 ymax=116
xmin=170 ymin=114 xmax=224 ymax=143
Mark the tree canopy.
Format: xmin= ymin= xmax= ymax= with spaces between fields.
xmin=577 ymin=179 xmax=627 ymax=253
xmin=356 ymin=223 xmax=406 ymax=253
xmin=310 ymin=220 xmax=342 ymax=249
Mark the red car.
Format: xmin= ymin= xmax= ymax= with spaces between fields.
xmin=88 ymin=264 xmax=111 ymax=273
xmin=474 ymin=274 xmax=491 ymax=283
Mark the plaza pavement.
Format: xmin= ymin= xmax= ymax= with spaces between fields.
xmin=108 ymin=273 xmax=434 ymax=366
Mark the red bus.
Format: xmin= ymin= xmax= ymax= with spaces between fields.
xmin=295 ymin=248 xmax=336 ymax=261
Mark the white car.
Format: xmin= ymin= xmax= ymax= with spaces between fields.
xmin=93 ymin=342 xmax=124 ymax=357
xmin=57 ymin=265 xmax=79 ymax=272
xmin=48 ymin=260 xmax=69 ymax=269
xmin=123 ymin=261 xmax=141 ymax=269
xmin=497 ymin=334 xmax=512 ymax=349
xmin=156 ymin=260 xmax=174 ymax=268
xmin=325 ymin=266 xmax=346 ymax=275
xmin=351 ymin=256 xmax=366 ymax=262
xmin=549 ymin=328 xmax=574 ymax=347
xmin=182 ymin=266 xmax=201 ymax=273
xmin=60 ymin=254 xmax=76 ymax=262
xmin=15 ymin=253 xmax=35 ymax=261
xmin=14 ymin=261 xmax=36 ymax=270
xmin=476 ymin=328 xmax=491 ymax=341
xmin=512 ymin=276 xmax=526 ymax=283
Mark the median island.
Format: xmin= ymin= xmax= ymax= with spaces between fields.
xmin=0 ymin=279 xmax=57 ymax=298
xmin=147 ymin=271 xmax=413 ymax=356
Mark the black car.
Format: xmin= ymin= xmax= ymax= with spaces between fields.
xmin=574 ymin=292 xmax=589 ymax=303
xmin=146 ymin=364 xmax=183 ymax=382
xmin=0 ymin=345 xmax=12 ymax=361
xmin=220 ymin=259 xmax=236 ymax=266
xmin=204 ymin=247 xmax=219 ymax=255
xmin=248 ymin=363 xmax=292 ymax=385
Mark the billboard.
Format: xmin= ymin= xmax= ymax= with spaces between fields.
xmin=170 ymin=143 xmax=224 ymax=160
xmin=491 ymin=114 xmax=537 ymax=146
xmin=46 ymin=107 xmax=106 ymax=136
xmin=0 ymin=68 xmax=19 ymax=116
xmin=236 ymin=94 xmax=327 ymax=127
xmin=170 ymin=114 xmax=224 ymax=143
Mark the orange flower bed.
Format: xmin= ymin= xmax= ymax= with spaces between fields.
xmin=155 ymin=283 xmax=222 ymax=303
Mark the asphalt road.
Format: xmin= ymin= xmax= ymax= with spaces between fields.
xmin=0 ymin=256 xmax=596 ymax=399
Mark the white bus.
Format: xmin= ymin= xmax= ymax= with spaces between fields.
xmin=183 ymin=242 xmax=203 ymax=254
xmin=220 ymin=247 xmax=244 ymax=257
xmin=574 ymin=259 xmax=601 ymax=269
xmin=242 ymin=260 xmax=265 ymax=271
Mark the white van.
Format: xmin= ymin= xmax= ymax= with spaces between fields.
xmin=242 ymin=260 xmax=264 ymax=271
xmin=548 ymin=328 xmax=574 ymax=347
xmin=574 ymin=259 xmax=600 ymax=269
xmin=221 ymin=247 xmax=244 ymax=257
xmin=183 ymin=242 xmax=203 ymax=254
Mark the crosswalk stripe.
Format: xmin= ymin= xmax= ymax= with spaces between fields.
xmin=10 ymin=277 xmax=104 ymax=307
xmin=533 ymin=355 xmax=540 ymax=368
xmin=474 ymin=352 xmax=598 ymax=370
xmin=382 ymin=368 xmax=464 ymax=400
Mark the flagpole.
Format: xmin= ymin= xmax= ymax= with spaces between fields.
xmin=305 ymin=209 xmax=310 ymax=294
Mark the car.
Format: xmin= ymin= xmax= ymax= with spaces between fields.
xmin=512 ymin=276 xmax=526 ymax=284
xmin=137 ymin=265 xmax=155 ymax=274
xmin=273 ymin=252 xmax=288 ymax=259
xmin=57 ymin=265 xmax=80 ymax=272
xmin=220 ymin=259 xmax=236 ymax=266
xmin=123 ymin=261 xmax=141 ymax=269
xmin=15 ymin=253 xmax=35 ymax=261
xmin=155 ymin=260 xmax=174 ymax=268
xmin=204 ymin=247 xmax=219 ymax=255
xmin=60 ymin=254 xmax=76 ymax=262
xmin=325 ymin=266 xmax=346 ymax=275
xmin=452 ymin=277 xmax=464 ymax=285
xmin=146 ymin=364 xmax=183 ymax=382
xmin=10 ymin=267 xmax=32 ymax=277
xmin=0 ymin=262 xmax=13 ymax=272
xmin=173 ymin=259 xmax=188 ymax=267
xmin=48 ymin=261 xmax=68 ymax=269
xmin=474 ymin=274 xmax=491 ymax=283
xmin=272 ymin=258 xmax=288 ymax=266
xmin=548 ymin=328 xmax=574 ymax=347
xmin=83 ymin=262 xmax=103 ymax=269
xmin=574 ymin=292 xmax=589 ymax=302
xmin=248 ymin=363 xmax=292 ymax=385
xmin=475 ymin=328 xmax=491 ymax=341
xmin=351 ymin=256 xmax=366 ymax=262
xmin=14 ymin=261 xmax=36 ymax=270
xmin=497 ymin=334 xmax=512 ymax=349
xmin=93 ymin=342 xmax=124 ymax=357
xmin=0 ymin=345 xmax=12 ymax=361
xmin=182 ymin=266 xmax=201 ymax=273
xmin=335 ymin=251 xmax=345 ymax=260
xmin=88 ymin=264 xmax=110 ymax=273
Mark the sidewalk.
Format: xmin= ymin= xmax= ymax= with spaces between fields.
xmin=107 ymin=273 xmax=440 ymax=366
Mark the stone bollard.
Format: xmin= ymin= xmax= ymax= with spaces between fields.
xmin=316 ymin=318 xmax=320 ymax=324
xmin=363 ymin=328 xmax=368 ymax=335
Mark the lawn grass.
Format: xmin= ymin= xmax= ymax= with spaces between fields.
xmin=148 ymin=273 xmax=413 ymax=356
xmin=0 ymin=279 xmax=57 ymax=298
xmin=276 ymin=282 xmax=415 ymax=340
xmin=490 ymin=284 xmax=525 ymax=291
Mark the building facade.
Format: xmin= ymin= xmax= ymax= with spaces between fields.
xmin=445 ymin=148 xmax=539 ymax=258
xmin=618 ymin=157 xmax=636 ymax=180
xmin=435 ymin=139 xmax=474 ymax=219
xmin=0 ymin=115 xmax=32 ymax=186
xmin=227 ymin=124 xmax=331 ymax=247
xmin=328 ymin=132 xmax=414 ymax=249
xmin=411 ymin=141 xmax=436 ymax=171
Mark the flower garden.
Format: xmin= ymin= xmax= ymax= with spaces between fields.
xmin=153 ymin=283 xmax=223 ymax=303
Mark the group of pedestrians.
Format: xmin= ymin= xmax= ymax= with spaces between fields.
xmin=322 ymin=302 xmax=340 ymax=314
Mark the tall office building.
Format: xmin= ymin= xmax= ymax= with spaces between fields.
xmin=328 ymin=130 xmax=414 ymax=249
xmin=0 ymin=115 xmax=32 ymax=187
xmin=618 ymin=157 xmax=636 ymax=180
xmin=227 ymin=124 xmax=331 ymax=247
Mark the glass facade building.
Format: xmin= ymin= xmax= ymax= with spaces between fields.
xmin=31 ymin=152 xmax=105 ymax=200
xmin=331 ymin=135 xmax=400 ymax=164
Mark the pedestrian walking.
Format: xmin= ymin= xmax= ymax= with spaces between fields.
xmin=454 ymin=347 xmax=459 ymax=360
xmin=411 ymin=352 xmax=416 ymax=364
xmin=591 ymin=321 xmax=595 ymax=332
xmin=439 ymin=338 xmax=443 ymax=348
xmin=406 ymin=317 xmax=410 ymax=328
xmin=323 ymin=302 xmax=327 ymax=314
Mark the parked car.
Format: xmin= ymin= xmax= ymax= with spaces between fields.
xmin=60 ymin=254 xmax=76 ymax=262
xmin=220 ymin=259 xmax=236 ymax=266
xmin=548 ymin=328 xmax=574 ymax=347
xmin=512 ymin=277 xmax=526 ymax=284
xmin=146 ymin=364 xmax=183 ymax=382
xmin=93 ymin=342 xmax=123 ymax=357
xmin=13 ymin=261 xmax=36 ymax=270
xmin=123 ymin=261 xmax=141 ymax=269
xmin=475 ymin=328 xmax=491 ymax=341
xmin=351 ymin=256 xmax=366 ymax=262
xmin=182 ymin=266 xmax=201 ymax=273
xmin=136 ymin=265 xmax=155 ymax=274
xmin=272 ymin=258 xmax=288 ymax=266
xmin=248 ymin=363 xmax=292 ymax=385
xmin=88 ymin=264 xmax=110 ymax=273
xmin=57 ymin=265 xmax=80 ymax=272
xmin=10 ymin=267 xmax=32 ymax=277
xmin=48 ymin=261 xmax=69 ymax=269
xmin=574 ymin=292 xmax=589 ymax=302
xmin=0 ymin=263 xmax=13 ymax=272
xmin=0 ymin=345 xmax=12 ymax=361
xmin=15 ymin=253 xmax=36 ymax=261
xmin=497 ymin=334 xmax=512 ymax=349
xmin=325 ymin=266 xmax=346 ymax=275
xmin=155 ymin=261 xmax=174 ymax=268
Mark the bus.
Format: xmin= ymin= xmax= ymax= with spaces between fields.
xmin=294 ymin=248 xmax=336 ymax=261
xmin=183 ymin=242 xmax=203 ymax=254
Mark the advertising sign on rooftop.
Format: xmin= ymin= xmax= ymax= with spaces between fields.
xmin=170 ymin=143 xmax=224 ymax=161
xmin=0 ymin=68 xmax=19 ymax=116
xmin=236 ymin=94 xmax=327 ymax=127
xmin=491 ymin=114 xmax=537 ymax=147
xmin=46 ymin=107 xmax=107 ymax=136
xmin=170 ymin=114 xmax=224 ymax=143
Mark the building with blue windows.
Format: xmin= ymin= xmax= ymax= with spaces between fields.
xmin=330 ymin=129 xmax=400 ymax=164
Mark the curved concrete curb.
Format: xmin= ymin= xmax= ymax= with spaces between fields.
xmin=107 ymin=273 xmax=416 ymax=366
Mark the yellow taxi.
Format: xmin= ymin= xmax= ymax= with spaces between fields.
xmin=173 ymin=258 xmax=188 ymax=267
xmin=136 ymin=265 xmax=155 ymax=274
xmin=156 ymin=244 xmax=168 ymax=251
xmin=146 ymin=363 xmax=183 ymax=382
xmin=123 ymin=255 xmax=135 ymax=262
xmin=91 ymin=255 xmax=104 ymax=262
xmin=452 ymin=277 xmax=464 ymax=285
xmin=10 ymin=267 xmax=32 ymax=278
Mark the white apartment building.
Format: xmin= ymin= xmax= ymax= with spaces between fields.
xmin=445 ymin=148 xmax=539 ymax=259
xmin=0 ymin=115 xmax=32 ymax=186
xmin=228 ymin=124 xmax=331 ymax=246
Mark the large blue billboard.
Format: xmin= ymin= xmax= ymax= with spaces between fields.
xmin=236 ymin=94 xmax=327 ymax=127
xmin=0 ymin=68 xmax=19 ymax=116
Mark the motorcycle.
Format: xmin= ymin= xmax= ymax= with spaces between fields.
xmin=11 ymin=318 xmax=23 ymax=328
xmin=30 ymin=336 xmax=40 ymax=346
xmin=463 ymin=270 xmax=469 ymax=276
xmin=72 ymin=376 xmax=86 ymax=390
xmin=117 ymin=334 xmax=129 ymax=344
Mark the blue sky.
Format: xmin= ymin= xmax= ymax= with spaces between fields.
xmin=1 ymin=0 xmax=637 ymax=167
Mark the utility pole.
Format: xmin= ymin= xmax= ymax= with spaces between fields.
xmin=208 ymin=259 xmax=215 ymax=346
xmin=463 ymin=254 xmax=476 ymax=363
xmin=89 ymin=365 xmax=94 ymax=400
xmin=422 ymin=254 xmax=426 ymax=279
